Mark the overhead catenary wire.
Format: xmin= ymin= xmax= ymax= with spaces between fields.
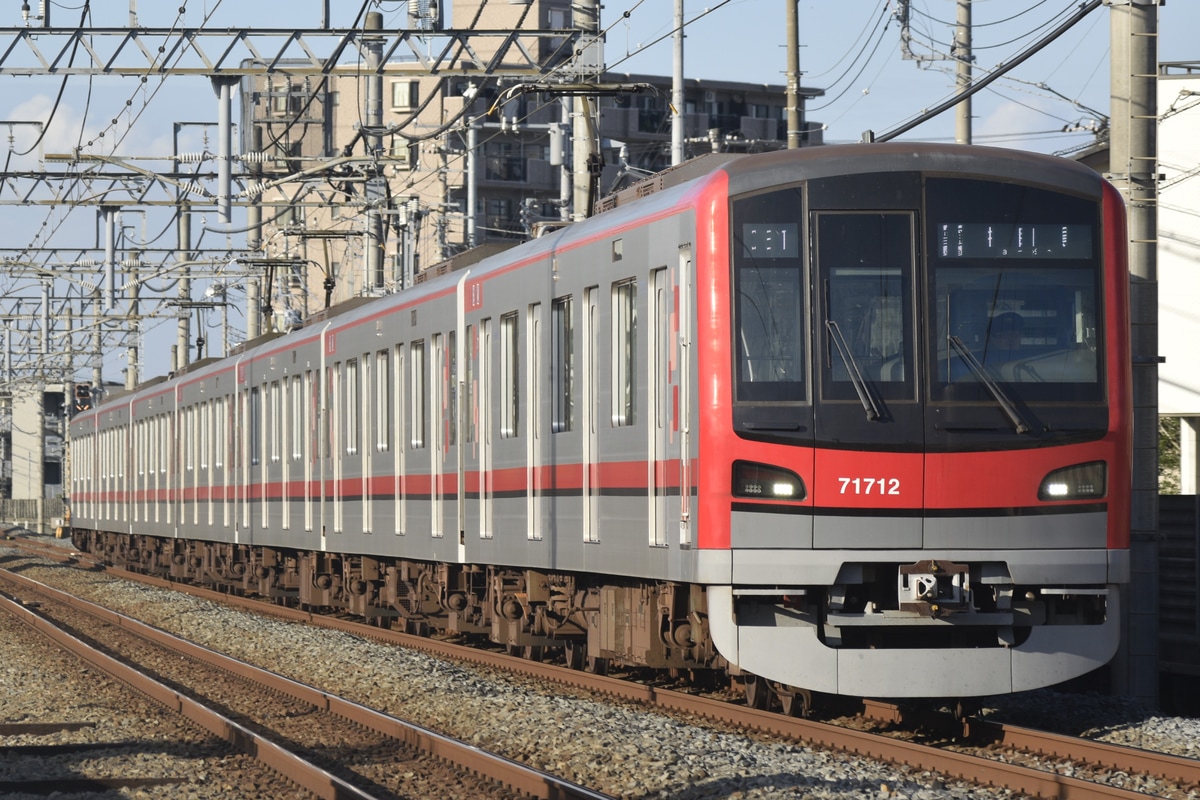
xmin=873 ymin=0 xmax=1104 ymax=143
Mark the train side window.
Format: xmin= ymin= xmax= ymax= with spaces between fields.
xmin=320 ymin=367 xmax=331 ymax=460
xmin=501 ymin=312 xmax=519 ymax=438
xmin=410 ymin=340 xmax=426 ymax=449
xmin=528 ymin=304 xmax=541 ymax=445
xmin=202 ymin=399 xmax=212 ymax=471
xmin=345 ymin=358 xmax=360 ymax=455
xmin=465 ymin=325 xmax=475 ymax=444
xmin=332 ymin=362 xmax=343 ymax=460
xmin=250 ymin=387 xmax=261 ymax=466
xmin=448 ymin=330 xmax=457 ymax=446
xmin=291 ymin=375 xmax=303 ymax=461
xmin=189 ymin=405 xmax=199 ymax=471
xmin=271 ymin=380 xmax=282 ymax=462
xmin=611 ymin=278 xmax=637 ymax=427
xmin=551 ymin=296 xmax=574 ymax=433
xmin=215 ymin=398 xmax=226 ymax=470
xmin=375 ymin=350 xmax=390 ymax=452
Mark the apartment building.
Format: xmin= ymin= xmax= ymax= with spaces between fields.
xmin=238 ymin=0 xmax=823 ymax=319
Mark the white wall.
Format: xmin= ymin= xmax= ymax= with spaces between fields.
xmin=1157 ymin=75 xmax=1200 ymax=415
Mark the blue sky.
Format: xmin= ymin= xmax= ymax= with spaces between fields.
xmin=0 ymin=1 xmax=1194 ymax=381
xmin=601 ymin=0 xmax=1196 ymax=152
xmin=6 ymin=1 xmax=1195 ymax=158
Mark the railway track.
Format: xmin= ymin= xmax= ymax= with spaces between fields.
xmin=5 ymin=533 xmax=1198 ymax=799
xmin=0 ymin=564 xmax=612 ymax=800
xmin=0 ymin=600 xmax=296 ymax=797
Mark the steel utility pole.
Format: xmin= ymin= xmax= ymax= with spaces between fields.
xmin=1109 ymin=0 xmax=1160 ymax=706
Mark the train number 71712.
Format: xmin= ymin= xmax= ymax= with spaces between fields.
xmin=837 ymin=477 xmax=901 ymax=495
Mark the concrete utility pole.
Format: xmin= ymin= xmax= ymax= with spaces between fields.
xmin=786 ymin=1 xmax=802 ymax=149
xmin=1108 ymin=0 xmax=1159 ymax=706
xmin=102 ymin=206 xmax=118 ymax=313
xmin=90 ymin=292 xmax=103 ymax=391
xmin=572 ymin=0 xmax=601 ymax=221
xmin=953 ymin=0 xmax=972 ymax=144
xmin=466 ymin=118 xmax=478 ymax=248
xmin=364 ymin=11 xmax=386 ymax=290
xmin=671 ymin=0 xmax=685 ymax=165
xmin=126 ymin=258 xmax=140 ymax=390
xmin=176 ymin=208 xmax=192 ymax=372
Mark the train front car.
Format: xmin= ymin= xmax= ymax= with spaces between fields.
xmin=697 ymin=143 xmax=1131 ymax=700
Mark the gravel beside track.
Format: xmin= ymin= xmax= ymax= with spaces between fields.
xmin=4 ymin=537 xmax=1199 ymax=800
xmin=0 ymin=593 xmax=307 ymax=799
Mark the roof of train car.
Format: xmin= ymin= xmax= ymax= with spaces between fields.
xmin=70 ymin=149 xmax=738 ymax=427
xmin=718 ymin=141 xmax=1104 ymax=198
xmin=72 ymin=142 xmax=1105 ymax=428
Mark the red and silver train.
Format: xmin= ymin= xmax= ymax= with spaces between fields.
xmin=69 ymin=143 xmax=1131 ymax=704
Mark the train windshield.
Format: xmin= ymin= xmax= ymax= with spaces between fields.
xmin=926 ymin=178 xmax=1103 ymax=404
xmin=732 ymin=187 xmax=807 ymax=403
xmin=728 ymin=173 xmax=1106 ymax=448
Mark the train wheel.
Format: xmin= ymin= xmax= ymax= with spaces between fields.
xmin=953 ymin=700 xmax=979 ymax=722
xmin=523 ymin=645 xmax=544 ymax=662
xmin=776 ymin=685 xmax=812 ymax=718
xmin=587 ymin=655 xmax=609 ymax=676
xmin=743 ymin=674 xmax=771 ymax=710
xmin=563 ymin=640 xmax=585 ymax=671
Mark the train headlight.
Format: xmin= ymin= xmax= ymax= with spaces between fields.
xmin=1038 ymin=461 xmax=1106 ymax=501
xmin=733 ymin=461 xmax=806 ymax=500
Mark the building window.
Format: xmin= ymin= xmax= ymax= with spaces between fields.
xmin=389 ymin=136 xmax=415 ymax=170
xmin=392 ymin=80 xmax=419 ymax=110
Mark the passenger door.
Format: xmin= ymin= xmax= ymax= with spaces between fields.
xmin=811 ymin=207 xmax=924 ymax=548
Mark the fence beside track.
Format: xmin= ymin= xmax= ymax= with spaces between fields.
xmin=0 ymin=498 xmax=67 ymax=537
xmin=1158 ymin=494 xmax=1200 ymax=714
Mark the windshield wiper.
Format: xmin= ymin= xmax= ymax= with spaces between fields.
xmin=826 ymin=320 xmax=882 ymax=421
xmin=948 ymin=335 xmax=1033 ymax=435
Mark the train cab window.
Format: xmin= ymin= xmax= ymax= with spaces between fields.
xmin=817 ymin=212 xmax=915 ymax=403
xmin=926 ymin=178 xmax=1102 ymax=403
xmin=731 ymin=187 xmax=806 ymax=403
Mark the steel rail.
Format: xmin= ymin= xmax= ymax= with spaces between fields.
xmin=964 ymin=717 xmax=1200 ymax=790
xmin=8 ymin=536 xmax=1194 ymax=800
xmin=0 ymin=564 xmax=615 ymax=800
xmin=0 ymin=583 xmax=380 ymax=800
